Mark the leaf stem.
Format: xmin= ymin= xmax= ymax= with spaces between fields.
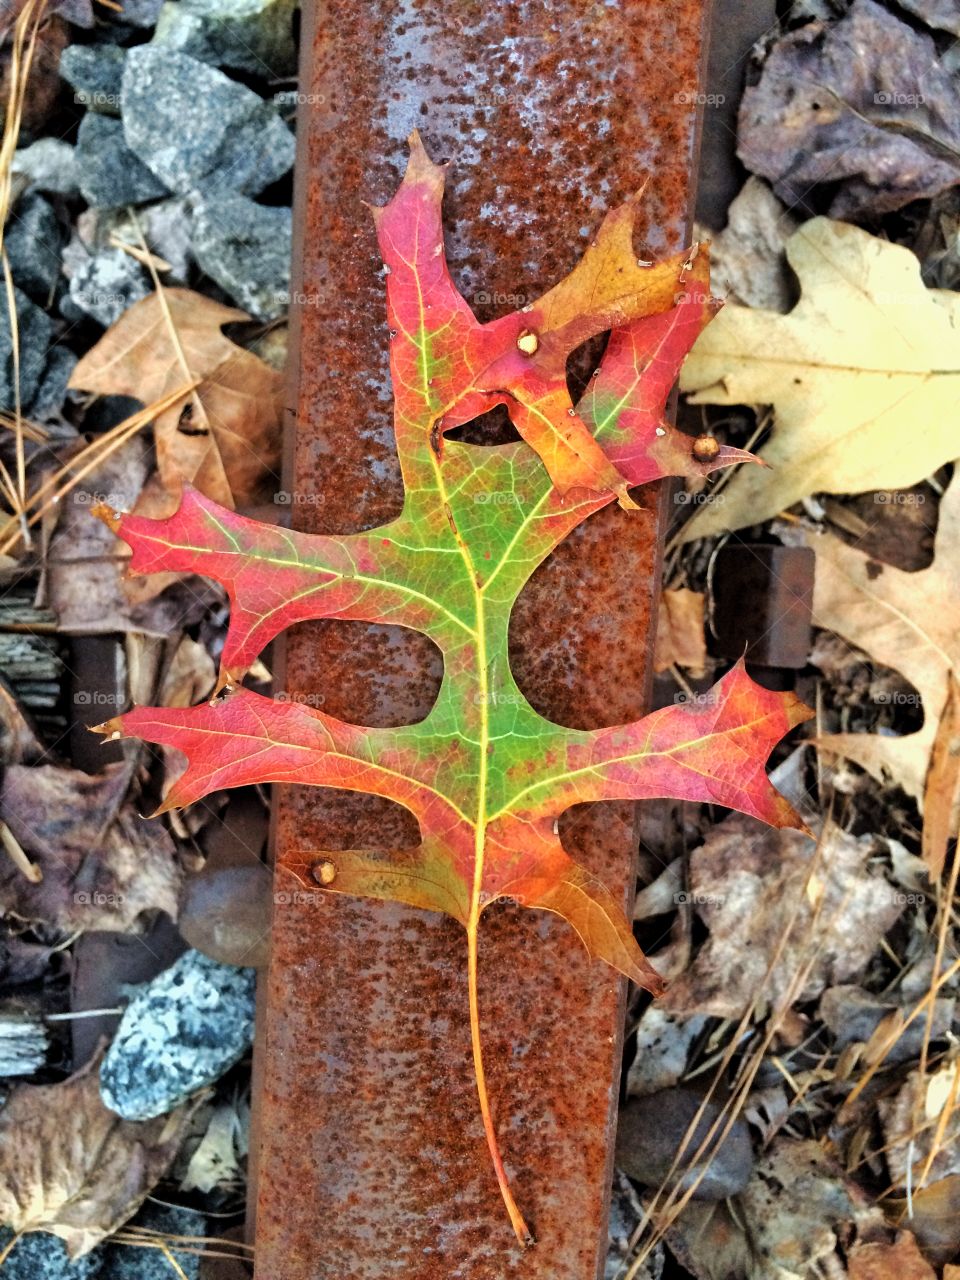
xmin=466 ymin=914 xmax=533 ymax=1248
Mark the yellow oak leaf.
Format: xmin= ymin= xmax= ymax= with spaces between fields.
xmin=678 ymin=218 xmax=960 ymax=541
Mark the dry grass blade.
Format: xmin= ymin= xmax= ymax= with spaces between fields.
xmin=112 ymin=1224 xmax=255 ymax=1262
xmin=108 ymin=232 xmax=172 ymax=275
xmin=0 ymin=411 xmax=46 ymax=446
xmin=0 ymin=380 xmax=201 ymax=556
xmin=913 ymin=833 xmax=960 ymax=1188
xmin=921 ymin=676 xmax=960 ymax=879
xmin=0 ymin=818 xmax=41 ymax=882
xmin=0 ymin=1229 xmax=20 ymax=1266
xmin=126 ymin=208 xmax=211 ymax=435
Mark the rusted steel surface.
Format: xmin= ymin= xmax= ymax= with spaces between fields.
xmin=253 ymin=3 xmax=713 ymax=1276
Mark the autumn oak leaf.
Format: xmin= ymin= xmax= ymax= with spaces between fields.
xmin=91 ymin=132 xmax=807 ymax=1244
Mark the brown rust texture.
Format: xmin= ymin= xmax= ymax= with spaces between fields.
xmin=254 ymin=2 xmax=712 ymax=1276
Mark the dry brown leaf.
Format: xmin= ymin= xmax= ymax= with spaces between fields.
xmin=68 ymin=289 xmax=283 ymax=511
xmin=804 ymin=472 xmax=960 ymax=843
xmin=160 ymin=635 xmax=217 ymax=709
xmin=46 ymin=441 xmax=148 ymax=634
xmin=737 ymin=0 xmax=960 ymax=219
xmin=696 ymin=177 xmax=799 ymax=313
xmin=679 ymin=219 xmax=960 ymax=542
xmin=179 ymin=1100 xmax=244 ymax=1194
xmin=45 ymin=439 xmax=226 ymax=635
xmin=661 ymin=815 xmax=903 ymax=1019
xmin=922 ymin=675 xmax=960 ymax=878
xmin=820 ymin=985 xmax=954 ymax=1066
xmin=739 ymin=1138 xmax=882 ymax=1280
xmin=0 ymin=1 xmax=66 ymax=137
xmin=654 ymin=587 xmax=707 ymax=677
xmin=664 ymin=1200 xmax=754 ymax=1280
xmin=0 ymin=761 xmax=182 ymax=931
xmin=0 ymin=1050 xmax=199 ymax=1257
xmin=886 ymin=1176 xmax=960 ymax=1266
xmin=879 ymin=1068 xmax=960 ymax=1190
xmin=848 ymin=1232 xmax=937 ymax=1280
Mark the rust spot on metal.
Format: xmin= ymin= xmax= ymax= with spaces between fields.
xmin=253 ymin=0 xmax=712 ymax=1274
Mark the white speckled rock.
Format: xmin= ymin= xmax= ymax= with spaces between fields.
xmin=0 ymin=1229 xmax=103 ymax=1279
xmin=99 ymin=949 xmax=255 ymax=1121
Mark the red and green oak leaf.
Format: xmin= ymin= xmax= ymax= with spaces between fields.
xmin=91 ymin=132 xmax=807 ymax=1245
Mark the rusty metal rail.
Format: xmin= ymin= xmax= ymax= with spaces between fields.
xmin=251 ymin=2 xmax=713 ymax=1275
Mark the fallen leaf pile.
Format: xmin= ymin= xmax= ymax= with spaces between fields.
xmin=646 ymin=814 xmax=903 ymax=1020
xmin=665 ymin=1140 xmax=886 ymax=1280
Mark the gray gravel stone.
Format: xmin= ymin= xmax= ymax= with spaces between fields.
xmin=67 ymin=248 xmax=150 ymax=327
xmin=76 ymin=114 xmax=169 ymax=208
xmin=179 ymin=864 xmax=272 ymax=968
xmin=106 ymin=198 xmax=194 ymax=280
xmin=6 ymin=193 xmax=62 ymax=301
xmin=0 ymin=288 xmax=52 ymax=412
xmin=121 ymin=47 xmax=295 ymax=195
xmin=114 ymin=0 xmax=165 ymax=24
xmin=99 ymin=949 xmax=256 ymax=1121
xmin=59 ymin=44 xmax=126 ymax=114
xmin=190 ymin=189 xmax=290 ymax=319
xmin=616 ymin=1089 xmax=754 ymax=1201
xmin=31 ymin=346 xmax=78 ymax=421
xmin=12 ymin=139 xmax=80 ymax=198
xmin=152 ymin=0 xmax=298 ymax=76
xmin=0 ymin=1230 xmax=104 ymax=1279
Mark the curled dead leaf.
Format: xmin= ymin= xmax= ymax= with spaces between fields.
xmin=0 ymin=1051 xmax=200 ymax=1257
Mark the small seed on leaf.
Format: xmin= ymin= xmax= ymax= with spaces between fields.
xmin=312 ymin=859 xmax=337 ymax=886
